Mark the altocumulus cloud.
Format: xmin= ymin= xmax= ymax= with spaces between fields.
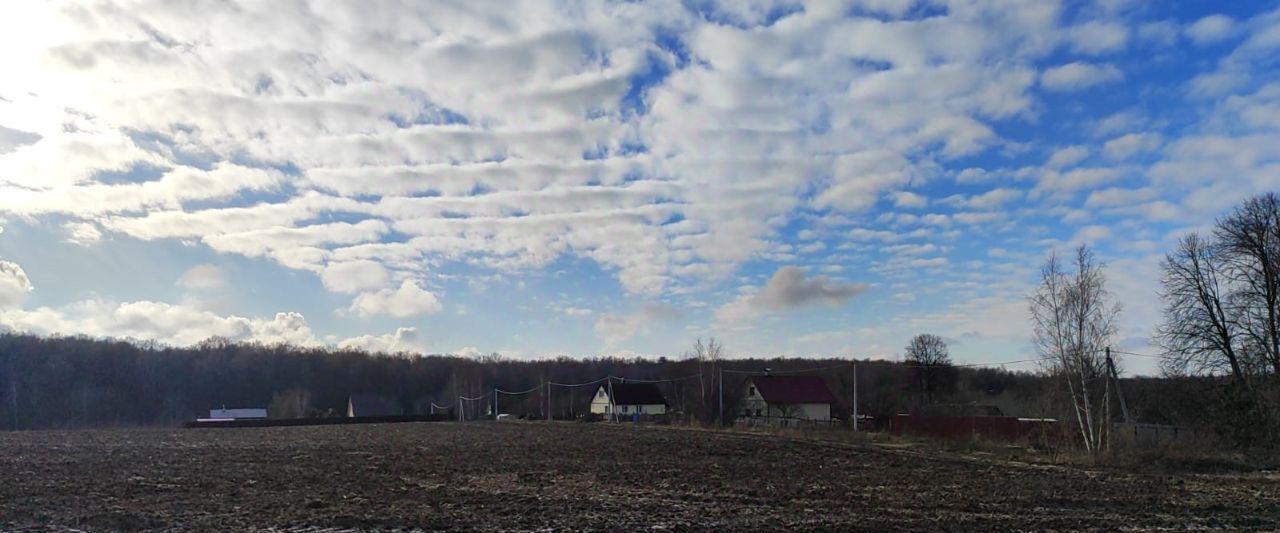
xmin=0 ymin=2 xmax=1277 ymax=364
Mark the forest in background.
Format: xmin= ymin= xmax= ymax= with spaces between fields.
xmin=0 ymin=332 xmax=1232 ymax=442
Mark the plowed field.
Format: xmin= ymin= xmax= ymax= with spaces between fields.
xmin=1 ymin=422 xmax=1276 ymax=531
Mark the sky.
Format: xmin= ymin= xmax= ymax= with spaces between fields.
xmin=0 ymin=1 xmax=1278 ymax=375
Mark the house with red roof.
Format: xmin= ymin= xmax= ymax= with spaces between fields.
xmin=738 ymin=375 xmax=837 ymax=424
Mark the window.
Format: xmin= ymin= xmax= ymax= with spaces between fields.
xmin=748 ymin=386 xmax=756 ymax=397
xmin=622 ymin=405 xmax=629 ymax=413
xmin=754 ymin=409 xmax=762 ymax=417
xmin=604 ymin=405 xmax=610 ymax=413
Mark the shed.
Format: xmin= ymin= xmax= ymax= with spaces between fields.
xmin=590 ymin=382 xmax=667 ymax=416
xmin=347 ymin=394 xmax=402 ymax=417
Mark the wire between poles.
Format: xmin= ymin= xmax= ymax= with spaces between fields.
xmin=495 ymin=384 xmax=545 ymax=395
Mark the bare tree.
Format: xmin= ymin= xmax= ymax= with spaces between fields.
xmin=1029 ymin=245 xmax=1121 ymax=454
xmin=1214 ymin=192 xmax=1280 ymax=376
xmin=1157 ymin=233 xmax=1250 ymax=386
xmin=687 ymin=337 xmax=724 ymax=424
xmin=904 ymin=333 xmax=954 ymax=405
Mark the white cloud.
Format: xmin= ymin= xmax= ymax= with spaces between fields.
xmin=1137 ymin=20 xmax=1179 ymax=47
xmin=0 ymin=260 xmax=33 ymax=309
xmin=594 ymin=302 xmax=680 ymax=348
xmin=715 ymin=266 xmax=866 ymax=323
xmin=1186 ymin=15 xmax=1238 ymax=45
xmin=965 ymin=188 xmax=1022 ymax=210
xmin=1046 ymin=146 xmax=1090 ymax=169
xmin=63 ymin=221 xmax=103 ymax=246
xmin=0 ymin=0 xmax=1065 ymax=306
xmin=176 ymin=264 xmax=228 ymax=290
xmin=321 ymin=260 xmax=391 ymax=294
xmin=338 ymin=327 xmax=423 ymax=354
xmin=0 ymin=300 xmax=318 ymax=347
xmin=1067 ymin=21 xmax=1129 ymax=55
xmin=891 ymin=191 xmax=928 ymax=209
xmin=1103 ymin=133 xmax=1161 ymax=160
xmin=1040 ymin=62 xmax=1123 ymax=91
xmin=1071 ymin=225 xmax=1112 ymax=245
xmin=349 ymin=279 xmax=442 ymax=317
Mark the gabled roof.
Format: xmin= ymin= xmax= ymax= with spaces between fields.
xmin=748 ymin=376 xmax=837 ymax=404
xmin=600 ymin=382 xmax=667 ymax=405
xmin=348 ymin=394 xmax=402 ymax=417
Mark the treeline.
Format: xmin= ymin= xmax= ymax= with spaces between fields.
xmin=0 ymin=332 xmax=1063 ymax=430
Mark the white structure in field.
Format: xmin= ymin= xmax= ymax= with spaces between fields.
xmin=590 ymin=382 xmax=667 ymax=416
xmin=207 ymin=407 xmax=267 ymax=419
xmin=738 ymin=375 xmax=836 ymax=422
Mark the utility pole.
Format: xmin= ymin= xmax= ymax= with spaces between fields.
xmin=717 ymin=368 xmax=724 ymax=427
xmin=493 ymin=389 xmax=498 ymax=421
xmin=1105 ymin=347 xmax=1130 ymax=423
xmin=546 ymin=382 xmax=552 ymax=422
xmin=852 ymin=362 xmax=859 ymax=433
xmin=607 ymin=377 xmax=617 ymax=423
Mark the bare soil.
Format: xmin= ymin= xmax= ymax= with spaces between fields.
xmin=0 ymin=422 xmax=1276 ymax=531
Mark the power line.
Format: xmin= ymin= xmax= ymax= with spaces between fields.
xmin=612 ymin=373 xmax=703 ymax=383
xmin=495 ymin=384 xmax=544 ymax=395
xmin=547 ymin=376 xmax=613 ymax=388
xmin=1109 ymin=348 xmax=1176 ymax=360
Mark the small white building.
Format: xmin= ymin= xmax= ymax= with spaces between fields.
xmin=738 ymin=375 xmax=836 ymax=423
xmin=207 ymin=407 xmax=267 ymax=420
xmin=590 ymin=382 xmax=667 ymax=417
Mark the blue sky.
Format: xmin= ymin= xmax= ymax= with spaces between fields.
xmin=1 ymin=1 xmax=1278 ymax=375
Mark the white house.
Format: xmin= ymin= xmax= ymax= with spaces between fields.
xmin=738 ymin=375 xmax=836 ymax=423
xmin=590 ymin=382 xmax=667 ymax=417
xmin=207 ymin=407 xmax=267 ymax=420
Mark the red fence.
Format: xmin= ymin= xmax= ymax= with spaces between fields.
xmin=889 ymin=415 xmax=1061 ymax=444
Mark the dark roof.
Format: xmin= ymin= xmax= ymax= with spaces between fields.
xmin=601 ymin=382 xmax=667 ymax=405
xmin=348 ymin=394 xmax=402 ymax=417
xmin=748 ymin=376 xmax=837 ymax=404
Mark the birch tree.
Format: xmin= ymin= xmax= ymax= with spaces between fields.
xmin=1029 ymin=245 xmax=1120 ymax=454
xmin=688 ymin=337 xmax=723 ymax=424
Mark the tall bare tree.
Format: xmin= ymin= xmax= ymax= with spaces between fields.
xmin=904 ymin=333 xmax=954 ymax=405
xmin=1214 ymin=192 xmax=1280 ymax=376
xmin=1029 ymin=245 xmax=1121 ymax=454
xmin=1157 ymin=233 xmax=1249 ymax=386
xmin=687 ymin=337 xmax=724 ymax=424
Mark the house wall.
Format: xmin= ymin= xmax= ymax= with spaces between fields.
xmin=616 ymin=403 xmax=666 ymax=415
xmin=209 ymin=408 xmax=267 ymax=419
xmin=588 ymin=385 xmax=667 ymax=415
xmin=737 ymin=379 xmax=831 ymax=421
xmin=589 ymin=385 xmax=610 ymax=414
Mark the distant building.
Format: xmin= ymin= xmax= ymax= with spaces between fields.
xmin=738 ymin=375 xmax=837 ymax=423
xmin=207 ymin=407 xmax=267 ymax=420
xmin=347 ymin=394 xmax=402 ymax=417
xmin=590 ymin=382 xmax=667 ymax=417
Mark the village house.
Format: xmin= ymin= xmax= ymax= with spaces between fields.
xmin=589 ymin=382 xmax=667 ymax=417
xmin=738 ymin=375 xmax=837 ymax=424
xmin=347 ymin=394 xmax=402 ymax=417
